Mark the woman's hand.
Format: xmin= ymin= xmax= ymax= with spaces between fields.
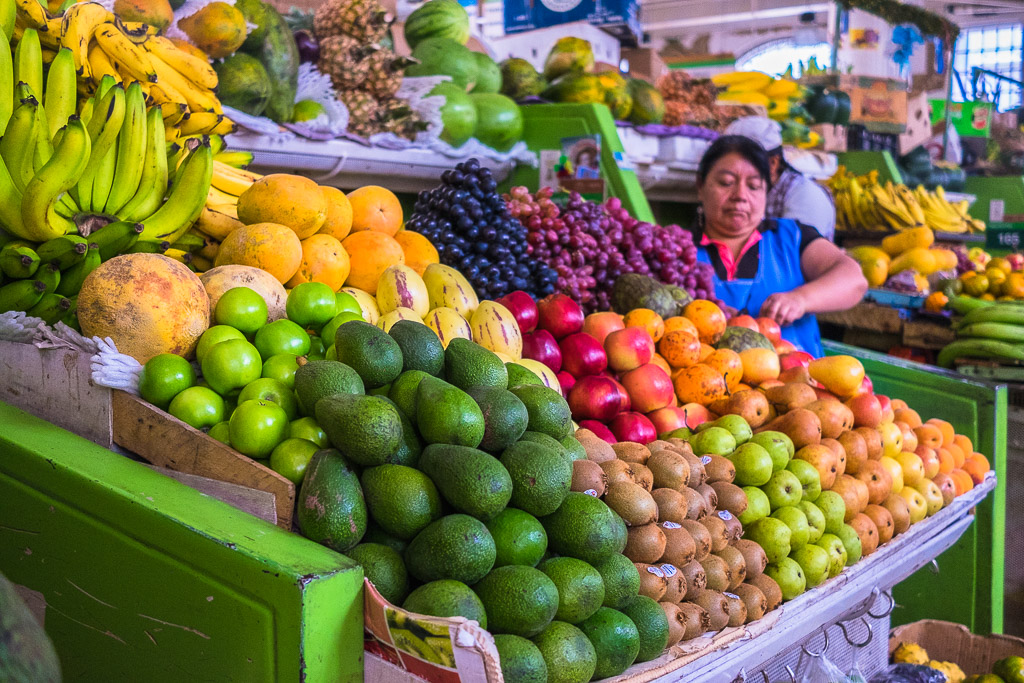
xmin=760 ymin=291 xmax=807 ymax=326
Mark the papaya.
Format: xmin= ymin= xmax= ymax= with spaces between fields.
xmin=846 ymin=246 xmax=890 ymax=288
xmin=177 ymin=2 xmax=246 ymax=58
xmin=881 ymin=226 xmax=934 ymax=257
xmin=627 ymin=79 xmax=665 ymax=125
xmin=543 ymin=37 xmax=594 ymax=80
xmin=214 ymin=53 xmax=272 ymax=116
xmin=541 ymin=72 xmax=604 ymax=104
xmin=500 ymin=58 xmax=545 ymax=101
xmin=930 ymin=248 xmax=958 ymax=272
xmin=889 ymin=247 xmax=938 ymax=277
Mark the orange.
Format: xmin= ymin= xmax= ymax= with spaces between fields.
xmin=317 ymin=187 xmax=353 ymax=241
xmin=704 ymin=349 xmax=743 ymax=391
xmin=623 ymin=308 xmax=666 ymax=342
xmin=926 ymin=418 xmax=955 ymax=446
xmin=912 ymin=424 xmax=942 ymax=450
xmin=698 ymin=343 xmax=715 ymax=362
xmin=944 ymin=443 xmax=966 ymax=469
xmin=890 ymin=398 xmax=909 ymax=411
xmin=949 ymin=468 xmax=973 ymax=496
xmin=738 ymin=347 xmax=780 ymax=386
xmin=682 ymin=300 xmax=727 ymax=345
xmin=952 ymin=434 xmax=974 ymax=455
xmin=658 ymin=330 xmax=701 ymax=368
xmin=286 ymin=234 xmax=351 ymax=291
xmin=1004 ymin=272 xmax=1024 ymax=298
xmin=893 ymin=407 xmax=921 ymax=428
xmin=650 ymin=353 xmax=673 ymax=376
xmin=347 ymin=185 xmax=403 ymax=236
xmin=341 ymin=231 xmax=405 ymax=294
xmin=963 ymin=453 xmax=990 ymax=484
xmin=672 ymin=363 xmax=728 ymax=406
xmin=935 ymin=447 xmax=954 ymax=475
xmin=393 ymin=230 xmax=439 ymax=276
xmin=663 ymin=316 xmax=699 ymax=337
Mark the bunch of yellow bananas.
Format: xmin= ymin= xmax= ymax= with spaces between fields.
xmin=711 ymin=70 xmax=803 ymax=118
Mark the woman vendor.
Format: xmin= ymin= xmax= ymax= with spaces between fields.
xmin=692 ymin=135 xmax=868 ymax=357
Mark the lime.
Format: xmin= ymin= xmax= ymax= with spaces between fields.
xmin=229 ymin=399 xmax=289 ymax=458
xmin=307 ymin=335 xmax=326 ymax=360
xmin=289 ymin=416 xmax=328 ymax=447
xmin=237 ymin=377 xmax=299 ymax=420
xmin=292 ymin=99 xmax=326 ymax=122
xmin=262 ymin=353 xmax=300 ymax=388
xmin=196 ymin=325 xmax=246 ymax=363
xmin=287 ymin=282 xmax=337 ymax=329
xmin=254 ymin=319 xmax=310 ymax=359
xmin=269 ymin=437 xmax=319 ymax=484
xmin=201 ymin=338 xmax=262 ymax=397
xmin=215 ymin=287 xmax=269 ymax=334
xmin=168 ymin=386 xmax=225 ymax=430
xmin=320 ymin=311 xmax=363 ymax=348
xmin=208 ymin=421 xmax=231 ymax=444
xmin=335 ymin=291 xmax=362 ymax=316
xmin=138 ymin=353 xmax=196 ymax=409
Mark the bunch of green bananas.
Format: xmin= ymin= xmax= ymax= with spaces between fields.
xmin=937 ymin=298 xmax=1024 ymax=367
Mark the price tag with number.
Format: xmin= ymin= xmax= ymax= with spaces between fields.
xmin=986 ymin=226 xmax=1024 ymax=250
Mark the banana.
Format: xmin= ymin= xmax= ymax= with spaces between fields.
xmin=21 ymin=116 xmax=89 ymax=241
xmin=87 ymin=141 xmax=116 ymax=214
xmin=114 ymin=16 xmax=155 ymax=43
xmin=139 ymin=142 xmax=211 ymax=242
xmin=959 ymin=304 xmax=1024 ymax=327
xmin=162 ymin=247 xmax=191 ymax=265
xmin=0 ymin=153 xmax=27 ymax=238
xmin=157 ymin=101 xmax=187 ymax=125
xmin=169 ymin=231 xmax=204 ymax=251
xmin=147 ymin=52 xmax=219 ymax=113
xmin=86 ymin=41 xmax=120 ymax=87
xmin=94 ymin=24 xmax=156 ymax=83
xmin=206 ymin=183 xmax=240 ymax=207
xmin=1 ymin=96 xmax=41 ymax=194
xmin=0 ymin=15 xmax=13 ymax=134
xmin=43 ymin=46 xmax=75 ymax=139
xmin=103 ymin=81 xmax=145 ymax=214
xmin=179 ymin=111 xmax=222 ymax=136
xmin=34 ymin=261 xmax=59 ymax=293
xmin=211 ymin=161 xmax=257 ymax=196
xmin=195 ymin=206 xmax=241 ymax=240
xmin=59 ymin=3 xmax=110 ymax=80
xmin=92 ymin=219 xmax=142 ymax=260
xmin=13 ymin=27 xmax=43 ymax=99
xmin=119 ymin=107 xmax=166 ymax=221
xmin=0 ymin=0 xmax=14 ymax=38
xmin=26 ymin=291 xmax=70 ymax=323
xmin=60 ymin=296 xmax=78 ymax=329
xmin=36 ymin=233 xmax=87 ymax=267
xmin=0 ymin=278 xmax=46 ymax=311
xmin=74 ymin=83 xmax=123 ymax=207
xmin=207 ymin=134 xmax=225 ymax=155
xmin=145 ymin=35 xmax=217 ymax=90
xmin=13 ymin=0 xmax=47 ymax=30
xmin=937 ymin=338 xmax=1024 ymax=368
xmin=126 ymin=238 xmax=169 ymax=254
xmin=55 ymin=241 xmax=97 ymax=295
xmin=31 ymin=97 xmax=52 ymax=172
xmin=147 ymin=81 xmax=188 ymax=108
xmin=210 ymin=116 xmax=236 ymax=136
xmin=213 ymin=150 xmax=254 ymax=169
xmin=0 ymin=241 xmax=40 ymax=278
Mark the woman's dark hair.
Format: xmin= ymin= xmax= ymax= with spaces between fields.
xmin=696 ymin=134 xmax=772 ymax=186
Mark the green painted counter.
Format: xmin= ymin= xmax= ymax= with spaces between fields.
xmin=0 ymin=401 xmax=364 ymax=682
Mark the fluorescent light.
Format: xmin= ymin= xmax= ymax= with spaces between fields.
xmin=643 ymin=2 xmax=832 ymax=31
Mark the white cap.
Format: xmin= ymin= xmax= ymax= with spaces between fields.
xmin=724 ymin=116 xmax=784 ymax=152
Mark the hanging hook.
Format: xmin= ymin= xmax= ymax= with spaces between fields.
xmin=868 ymin=591 xmax=896 ymax=619
xmin=928 ymin=559 xmax=940 ymax=574
xmin=785 ymin=665 xmax=798 ymax=683
xmin=839 ymin=617 xmax=873 ymax=647
xmin=801 ymin=628 xmax=830 ymax=657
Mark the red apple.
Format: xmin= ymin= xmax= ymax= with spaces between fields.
xmin=582 ymin=312 xmax=625 ymax=346
xmin=681 ymin=402 xmax=712 ymax=429
xmin=579 ymin=419 xmax=617 ymax=443
xmin=857 ymin=374 xmax=874 ymax=396
xmin=610 ymin=412 xmax=657 ymax=444
xmin=812 ymin=386 xmax=839 ymax=401
xmin=780 ymin=351 xmax=814 ymax=371
xmin=568 ymin=376 xmax=623 ymax=421
xmin=537 ymin=293 xmax=584 ymax=339
xmin=757 ymin=317 xmax=782 ymax=344
xmin=522 ymin=330 xmax=562 ymax=373
xmin=845 ymin=393 xmax=882 ymax=428
xmin=621 ymin=363 xmax=675 ymax=413
xmin=604 ymin=327 xmax=654 ymax=372
xmin=648 ymin=406 xmax=689 ymax=434
xmin=727 ymin=315 xmax=760 ymax=331
xmin=774 ymin=339 xmax=798 ymax=355
xmin=876 ymin=394 xmax=894 ymax=423
xmin=610 ymin=378 xmax=632 ymax=412
xmin=496 ymin=291 xmax=539 ymax=333
xmin=557 ymin=371 xmax=576 ymax=395
xmin=559 ymin=332 xmax=608 ymax=378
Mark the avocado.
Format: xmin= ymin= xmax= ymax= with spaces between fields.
xmin=508 ymin=384 xmax=573 ymax=440
xmin=493 ymin=634 xmax=548 ymax=683
xmin=402 ymin=580 xmax=488 ymax=629
xmin=577 ymin=607 xmax=640 ymax=678
xmin=467 ymin=385 xmax=529 ymax=452
xmin=518 ymin=431 xmax=571 ymax=461
xmin=609 ymin=511 xmax=628 ymax=553
xmin=361 ymin=464 xmax=442 ymax=541
xmin=473 ymin=565 xmax=559 ymax=637
xmin=531 ymin=621 xmax=597 ymax=683
xmin=500 ymin=441 xmax=572 ymax=517
xmin=559 ymin=435 xmax=587 ymax=461
xmin=296 ymin=449 xmax=367 ymax=552
xmin=388 ymin=369 xmax=431 ymax=418
xmin=419 ymin=444 xmax=512 ymax=519
xmin=389 ymin=320 xmax=445 ymax=376
xmin=334 ymin=320 xmax=404 ymax=389
xmin=593 ymin=553 xmax=641 ymax=609
xmin=537 ymin=557 xmax=605 ymax=625
xmin=506 ymin=362 xmax=543 ymax=387
xmin=363 ymin=521 xmax=408 ymax=555
xmin=405 ymin=514 xmax=496 ymax=584
xmin=346 ymin=543 xmax=409 ymax=605
xmin=315 ymin=393 xmax=403 ymax=466
xmin=385 ymin=402 xmax=423 ymax=468
xmin=444 ymin=337 xmax=508 ymax=389
xmin=619 ymin=595 xmax=670 ymax=663
xmin=540 ymin=492 xmax=620 ymax=564
xmin=486 ymin=508 xmax=548 ymax=568
xmin=294 ymin=359 xmax=364 ymax=416
xmin=415 ymin=375 xmax=485 ymax=447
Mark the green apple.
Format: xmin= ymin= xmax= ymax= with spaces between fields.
xmin=289 ymin=416 xmax=328 ymax=447
xmin=238 ymin=377 xmax=299 ymax=420
xmin=764 ymin=557 xmax=806 ymax=601
xmin=836 ymin=523 xmax=863 ymax=565
xmin=749 ymin=430 xmax=794 ymax=472
xmin=690 ymin=426 xmax=737 ymax=456
xmin=798 ymin=501 xmax=826 ymax=544
xmin=761 ymin=470 xmax=803 ymax=510
xmin=770 ymin=505 xmax=810 ymax=550
xmin=708 ymin=414 xmax=752 ymax=444
xmin=228 ymin=399 xmax=289 ymax=459
xmin=738 ymin=486 xmax=771 ymax=526
xmin=786 ymin=459 xmax=822 ymax=502
xmin=790 ymin=544 xmax=830 ymax=588
xmin=728 ymin=442 xmax=773 ymax=486
xmin=743 ymin=517 xmax=791 ymax=564
xmin=815 ymin=490 xmax=847 ymax=535
xmin=208 ymin=421 xmax=230 ymax=445
xmin=815 ymin=533 xmax=847 ymax=578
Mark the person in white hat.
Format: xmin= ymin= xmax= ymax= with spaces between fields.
xmin=724 ymin=116 xmax=836 ymax=241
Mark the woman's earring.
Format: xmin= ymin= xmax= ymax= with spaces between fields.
xmin=696 ymin=205 xmax=705 ymax=228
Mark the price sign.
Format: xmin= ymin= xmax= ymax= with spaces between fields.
xmin=985 ymin=224 xmax=1024 ymax=251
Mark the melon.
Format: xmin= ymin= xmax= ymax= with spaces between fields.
xmin=500 ymin=58 xmax=545 ymax=101
xmin=406 ymin=37 xmax=478 ymax=91
xmin=200 ymin=264 xmax=288 ymax=321
xmin=470 ymin=51 xmax=502 ymax=94
xmin=541 ymin=72 xmax=604 ymax=104
xmin=470 ymin=93 xmax=523 ymax=152
xmin=627 ymin=79 xmax=665 ymax=125
xmin=430 ymin=81 xmax=477 ymax=147
xmin=543 ymin=37 xmax=594 ymax=80
xmin=78 ymin=254 xmax=210 ymax=363
xmin=403 ymin=0 xmax=470 ymax=50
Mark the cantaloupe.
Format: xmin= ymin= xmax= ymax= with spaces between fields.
xmin=200 ymin=265 xmax=287 ymax=321
xmin=78 ymin=254 xmax=209 ymax=362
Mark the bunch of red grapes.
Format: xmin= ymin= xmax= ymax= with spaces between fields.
xmin=505 ymin=188 xmax=719 ymax=313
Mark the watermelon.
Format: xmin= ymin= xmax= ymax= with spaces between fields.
xmin=626 ymin=79 xmax=665 ymax=125
xmin=543 ymin=37 xmax=594 ymax=80
xmin=404 ymin=0 xmax=470 ymax=50
xmin=471 ymin=52 xmax=502 ymax=94
xmin=470 ymin=93 xmax=523 ymax=152
xmin=214 ymin=53 xmax=272 ymax=116
xmin=430 ymin=81 xmax=477 ymax=147
xmin=500 ymin=58 xmax=545 ymax=100
xmin=406 ymin=37 xmax=479 ymax=91
xmin=541 ymin=73 xmax=604 ymax=104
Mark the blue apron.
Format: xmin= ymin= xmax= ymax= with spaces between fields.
xmin=696 ymin=218 xmax=824 ymax=357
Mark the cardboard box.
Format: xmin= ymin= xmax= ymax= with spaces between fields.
xmin=889 ymin=620 xmax=1024 ymax=675
xmin=621 ymin=47 xmax=667 ymax=83
xmin=503 ymin=0 xmax=641 ymax=44
xmin=840 ymin=75 xmax=909 ymax=134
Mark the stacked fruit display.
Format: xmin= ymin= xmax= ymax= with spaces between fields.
xmin=846 ymin=226 xmax=960 ymax=292
xmin=955 ymin=254 xmax=1024 ymax=301
xmin=892 ymin=641 xmax=1023 ymax=683
xmin=710 ymin=71 xmax=819 ymax=147
xmin=655 ymin=71 xmax=729 ymax=129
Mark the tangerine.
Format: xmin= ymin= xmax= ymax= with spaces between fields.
xmin=623 ymin=308 xmax=666 ymax=342
xmin=672 ymin=363 xmax=728 ymax=405
xmin=347 ymin=185 xmax=403 ymax=236
xmin=683 ymin=300 xmax=727 ymax=345
xmin=658 ymin=330 xmax=701 ymax=368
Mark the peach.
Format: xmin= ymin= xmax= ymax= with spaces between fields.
xmin=622 ymin=363 xmax=675 ymax=414
xmin=647 ymin=406 xmax=689 ymax=435
xmin=605 ymin=327 xmax=655 ymax=372
xmin=583 ymin=311 xmax=625 ymax=346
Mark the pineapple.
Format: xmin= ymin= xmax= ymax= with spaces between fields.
xmin=339 ymin=89 xmax=383 ymax=137
xmin=317 ymin=35 xmax=373 ymax=89
xmin=364 ymin=48 xmax=414 ymax=99
xmin=313 ymin=0 xmax=392 ymax=42
xmin=379 ymin=98 xmax=428 ymax=140
xmin=663 ymin=100 xmax=688 ymax=127
xmin=657 ymin=71 xmax=693 ymax=101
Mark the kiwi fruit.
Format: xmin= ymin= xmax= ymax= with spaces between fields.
xmin=659 ymin=601 xmax=686 ymax=647
xmin=732 ymin=583 xmax=767 ymax=623
xmin=677 ymin=602 xmax=710 ymax=641
xmin=571 ymin=459 xmax=607 ymax=496
xmin=703 ymin=455 xmax=736 ymax=483
xmin=631 ymin=463 xmax=654 ymax=491
xmin=691 ymin=589 xmax=729 ymax=631
xmin=624 ymin=523 xmax=667 ymax=564
xmin=679 ymin=520 xmax=711 ymax=560
xmin=723 ymin=592 xmax=747 ymax=627
xmin=612 ymin=442 xmax=650 ymax=464
xmin=698 ymin=554 xmax=732 ymax=592
xmin=679 ymin=560 xmax=707 ymax=598
xmin=646 ymin=440 xmax=676 ymax=453
xmin=667 ymin=438 xmax=695 ymax=456
xmin=715 ymin=545 xmax=747 ymax=589
xmin=747 ymin=574 xmax=783 ymax=612
xmin=577 ymin=430 xmax=617 ymax=463
xmin=680 ymin=487 xmax=708 ymax=520
xmin=659 ymin=564 xmax=688 ymax=602
xmin=635 ymin=563 xmax=668 ymax=601
xmin=695 ymin=482 xmax=718 ymax=511
xmin=651 ymin=488 xmax=687 ymax=524
xmin=717 ymin=511 xmax=743 ymax=541
xmin=601 ymin=459 xmax=635 ymax=487
xmin=604 ymin=481 xmax=659 ymax=526
xmin=646 ymin=449 xmax=691 ymax=490
xmin=680 ymin=452 xmax=706 ymax=487
xmin=709 ymin=482 xmax=748 ymax=517
xmin=699 ymin=515 xmax=730 ymax=553
xmin=659 ymin=523 xmax=697 ymax=567
xmin=732 ymin=539 xmax=768 ymax=579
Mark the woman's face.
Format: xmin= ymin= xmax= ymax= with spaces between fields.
xmin=698 ymin=151 xmax=767 ymax=239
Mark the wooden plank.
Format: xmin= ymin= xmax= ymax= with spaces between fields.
xmin=818 ymin=303 xmax=903 ymax=334
xmin=141 ymin=465 xmax=278 ymax=526
xmin=903 ymin=319 xmax=957 ymax=350
xmin=111 ymin=391 xmax=295 ymax=529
